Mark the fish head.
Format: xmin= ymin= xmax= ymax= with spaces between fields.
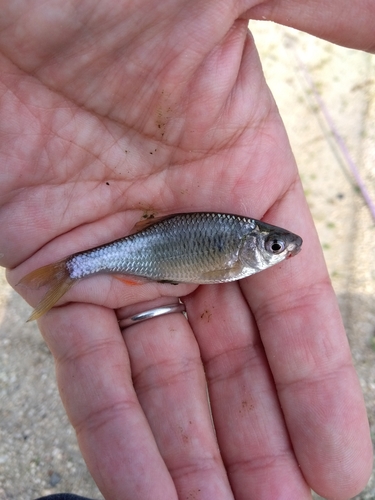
xmin=239 ymin=222 xmax=303 ymax=274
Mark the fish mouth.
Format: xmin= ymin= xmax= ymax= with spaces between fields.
xmin=287 ymin=236 xmax=303 ymax=256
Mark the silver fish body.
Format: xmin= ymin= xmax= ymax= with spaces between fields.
xmin=20 ymin=212 xmax=302 ymax=321
xmin=66 ymin=212 xmax=302 ymax=283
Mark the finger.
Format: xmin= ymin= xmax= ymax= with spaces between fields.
xmin=121 ymin=301 xmax=235 ymax=500
xmin=185 ymin=283 xmax=312 ymax=500
xmin=38 ymin=303 xmax=178 ymax=500
xmin=245 ymin=0 xmax=375 ymax=52
xmin=241 ymin=181 xmax=372 ymax=499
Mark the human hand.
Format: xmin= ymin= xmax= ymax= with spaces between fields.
xmin=1 ymin=1 xmax=373 ymax=499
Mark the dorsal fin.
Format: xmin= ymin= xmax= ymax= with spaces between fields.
xmin=131 ymin=214 xmax=174 ymax=233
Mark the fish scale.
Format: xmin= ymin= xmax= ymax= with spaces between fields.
xmin=67 ymin=213 xmax=255 ymax=282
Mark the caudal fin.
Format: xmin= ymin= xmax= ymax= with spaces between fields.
xmin=18 ymin=260 xmax=75 ymax=322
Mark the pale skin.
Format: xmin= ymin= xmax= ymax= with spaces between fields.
xmin=1 ymin=1 xmax=374 ymax=499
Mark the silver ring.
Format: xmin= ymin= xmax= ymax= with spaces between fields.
xmin=119 ymin=303 xmax=186 ymax=329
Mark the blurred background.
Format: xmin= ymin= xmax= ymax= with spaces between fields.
xmin=0 ymin=22 xmax=374 ymax=500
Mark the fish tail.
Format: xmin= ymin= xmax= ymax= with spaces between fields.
xmin=18 ymin=260 xmax=76 ymax=322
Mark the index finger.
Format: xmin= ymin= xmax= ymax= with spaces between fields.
xmin=241 ymin=180 xmax=372 ymax=499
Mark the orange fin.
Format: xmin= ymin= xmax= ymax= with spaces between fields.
xmin=18 ymin=260 xmax=76 ymax=322
xmin=132 ymin=214 xmax=174 ymax=233
xmin=114 ymin=275 xmax=144 ymax=286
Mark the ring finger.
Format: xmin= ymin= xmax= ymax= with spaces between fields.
xmin=120 ymin=296 xmax=235 ymax=500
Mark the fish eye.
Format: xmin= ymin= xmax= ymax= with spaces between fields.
xmin=266 ymin=238 xmax=286 ymax=254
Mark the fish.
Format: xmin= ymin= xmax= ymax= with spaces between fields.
xmin=19 ymin=212 xmax=302 ymax=321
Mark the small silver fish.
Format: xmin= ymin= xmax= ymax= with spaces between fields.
xmin=20 ymin=212 xmax=302 ymax=321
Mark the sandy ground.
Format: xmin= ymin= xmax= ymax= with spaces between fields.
xmin=0 ymin=22 xmax=374 ymax=500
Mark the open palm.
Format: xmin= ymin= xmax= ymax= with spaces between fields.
xmin=1 ymin=1 xmax=373 ymax=499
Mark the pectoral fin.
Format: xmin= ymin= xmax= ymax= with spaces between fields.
xmin=157 ymin=279 xmax=180 ymax=285
xmin=201 ymin=263 xmax=244 ymax=283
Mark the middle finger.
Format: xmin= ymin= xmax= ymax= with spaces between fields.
xmin=185 ymin=283 xmax=312 ymax=499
